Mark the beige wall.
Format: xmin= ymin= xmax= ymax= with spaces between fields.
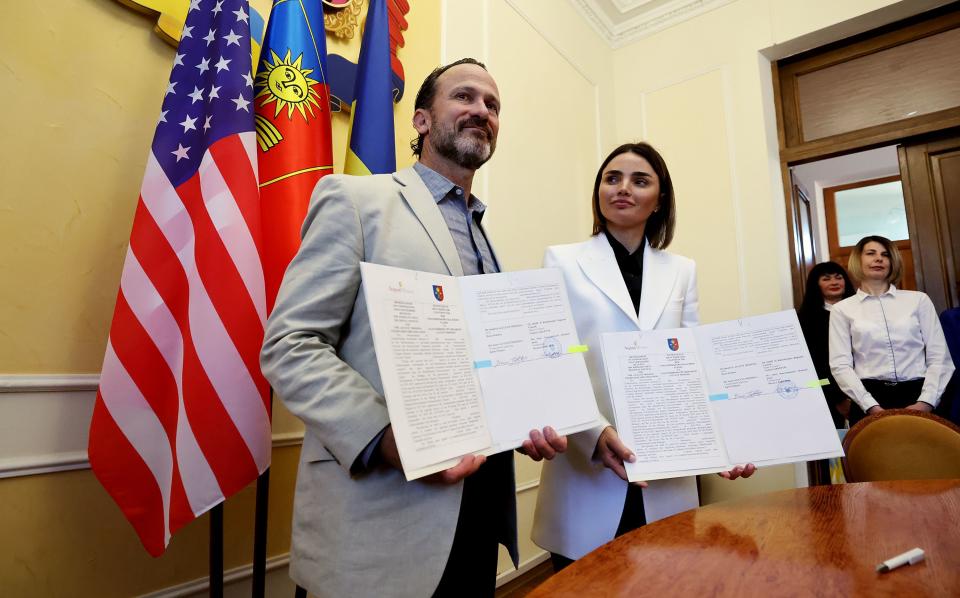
xmin=0 ymin=0 xmax=440 ymax=594
xmin=607 ymin=0 xmax=940 ymax=501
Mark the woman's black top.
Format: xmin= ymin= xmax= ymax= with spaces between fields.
xmin=798 ymin=305 xmax=847 ymax=428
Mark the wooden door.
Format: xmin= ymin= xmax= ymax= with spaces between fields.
xmin=899 ymin=133 xmax=960 ymax=312
xmin=823 ymin=175 xmax=917 ymax=290
xmin=789 ymin=171 xmax=818 ymax=305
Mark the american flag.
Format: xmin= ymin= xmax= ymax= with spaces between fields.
xmin=88 ymin=0 xmax=271 ymax=556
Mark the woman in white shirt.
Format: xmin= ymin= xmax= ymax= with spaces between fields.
xmin=531 ymin=142 xmax=754 ymax=569
xmin=828 ymin=235 xmax=955 ymax=426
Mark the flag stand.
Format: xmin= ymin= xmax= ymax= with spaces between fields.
xmin=251 ymin=467 xmax=270 ymax=598
xmin=210 ymin=503 xmax=224 ymax=598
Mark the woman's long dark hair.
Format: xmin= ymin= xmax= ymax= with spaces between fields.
xmin=798 ymin=261 xmax=855 ymax=319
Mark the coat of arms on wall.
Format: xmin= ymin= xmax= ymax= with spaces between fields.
xmin=117 ymin=0 xmax=410 ymax=110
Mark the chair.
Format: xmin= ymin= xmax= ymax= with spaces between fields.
xmin=842 ymin=409 xmax=960 ymax=482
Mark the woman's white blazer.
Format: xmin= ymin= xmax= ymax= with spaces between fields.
xmin=532 ymin=234 xmax=700 ymax=560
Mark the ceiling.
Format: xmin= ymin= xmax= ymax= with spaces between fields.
xmin=568 ymin=0 xmax=734 ymax=47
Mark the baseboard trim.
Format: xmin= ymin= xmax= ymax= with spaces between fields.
xmin=136 ymin=549 xmax=549 ymax=596
xmin=516 ymin=478 xmax=541 ymax=493
xmin=138 ymin=553 xmax=291 ymax=598
xmin=496 ymin=550 xmax=551 ymax=587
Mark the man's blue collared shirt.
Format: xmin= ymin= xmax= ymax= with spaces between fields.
xmin=413 ymin=161 xmax=499 ymax=276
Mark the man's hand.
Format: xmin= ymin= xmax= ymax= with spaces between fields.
xmin=381 ymin=425 xmax=486 ymax=484
xmin=518 ymin=427 xmax=567 ymax=461
xmin=594 ymin=426 xmax=646 ymax=486
xmin=906 ymin=401 xmax=933 ymax=413
xmin=718 ymin=463 xmax=757 ymax=480
xmin=429 ymin=454 xmax=487 ymax=484
xmin=836 ymin=398 xmax=852 ymax=418
xmin=378 ymin=425 xmax=403 ymax=470
xmin=866 ymin=405 xmax=884 ymax=415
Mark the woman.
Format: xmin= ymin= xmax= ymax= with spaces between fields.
xmin=531 ymin=142 xmax=754 ymax=569
xmin=797 ymin=262 xmax=856 ymax=428
xmin=828 ymin=236 xmax=955 ymax=426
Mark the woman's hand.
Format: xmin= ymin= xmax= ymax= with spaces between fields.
xmin=906 ymin=402 xmax=933 ymax=413
xmin=718 ymin=463 xmax=756 ymax=480
xmin=594 ymin=426 xmax=646 ymax=486
xmin=835 ymin=398 xmax=852 ymax=418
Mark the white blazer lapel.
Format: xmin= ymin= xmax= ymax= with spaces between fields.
xmin=638 ymin=243 xmax=678 ymax=330
xmin=577 ymin=234 xmax=639 ymax=326
xmin=394 ymin=168 xmax=464 ymax=276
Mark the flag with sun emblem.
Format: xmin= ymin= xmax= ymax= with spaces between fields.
xmin=255 ymin=0 xmax=334 ymax=309
xmin=88 ymin=0 xmax=271 ymax=557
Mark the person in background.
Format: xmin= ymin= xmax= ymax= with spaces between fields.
xmin=937 ymin=292 xmax=960 ymax=425
xmin=829 ymin=235 xmax=955 ymax=426
xmin=798 ymin=261 xmax=856 ymax=428
xmin=531 ymin=142 xmax=755 ymax=570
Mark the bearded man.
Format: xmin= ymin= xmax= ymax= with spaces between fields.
xmin=261 ymin=58 xmax=567 ymax=598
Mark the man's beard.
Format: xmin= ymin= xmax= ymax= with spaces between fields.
xmin=428 ymin=115 xmax=496 ymax=170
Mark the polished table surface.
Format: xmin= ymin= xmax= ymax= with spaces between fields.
xmin=528 ymin=480 xmax=960 ymax=597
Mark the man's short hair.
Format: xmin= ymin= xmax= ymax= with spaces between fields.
xmin=409 ymin=58 xmax=488 ymax=157
xmin=847 ymin=235 xmax=904 ymax=286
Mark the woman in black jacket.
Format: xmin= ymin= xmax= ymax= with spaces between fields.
xmin=798 ymin=261 xmax=856 ymax=428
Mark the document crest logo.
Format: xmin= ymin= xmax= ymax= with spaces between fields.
xmin=432 ymin=285 xmax=444 ymax=302
xmin=667 ymin=338 xmax=680 ymax=351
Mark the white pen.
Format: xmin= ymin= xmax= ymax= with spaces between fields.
xmin=876 ymin=547 xmax=925 ymax=573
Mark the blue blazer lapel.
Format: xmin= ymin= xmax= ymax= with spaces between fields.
xmin=638 ymin=244 xmax=678 ymax=330
xmin=577 ymin=234 xmax=639 ymax=326
xmin=394 ymin=167 xmax=464 ymax=276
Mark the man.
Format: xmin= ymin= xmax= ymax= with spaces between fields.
xmin=261 ymin=58 xmax=567 ymax=598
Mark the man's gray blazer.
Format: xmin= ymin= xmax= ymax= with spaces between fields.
xmin=261 ymin=167 xmax=518 ymax=597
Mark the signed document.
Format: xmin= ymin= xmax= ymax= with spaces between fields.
xmin=601 ymin=310 xmax=843 ymax=482
xmin=361 ymin=262 xmax=602 ymax=480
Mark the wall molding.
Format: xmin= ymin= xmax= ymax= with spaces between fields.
xmin=139 ymin=553 xmax=291 ymax=598
xmin=0 ymin=373 xmax=100 ymax=393
xmin=0 ymin=374 xmax=305 ymax=480
xmin=0 ymin=433 xmax=306 ymax=480
xmin=568 ymin=0 xmax=734 ymax=48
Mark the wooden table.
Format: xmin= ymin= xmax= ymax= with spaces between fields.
xmin=529 ymin=480 xmax=960 ymax=597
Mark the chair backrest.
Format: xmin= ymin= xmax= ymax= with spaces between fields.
xmin=842 ymin=409 xmax=960 ymax=482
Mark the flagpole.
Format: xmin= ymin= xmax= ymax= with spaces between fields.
xmin=250 ymin=396 xmax=273 ymax=598
xmin=251 ymin=468 xmax=270 ymax=598
xmin=210 ymin=503 xmax=224 ymax=598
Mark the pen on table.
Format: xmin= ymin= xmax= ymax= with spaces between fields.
xmin=876 ymin=547 xmax=925 ymax=573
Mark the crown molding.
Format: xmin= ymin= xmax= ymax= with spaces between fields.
xmin=568 ymin=0 xmax=734 ymax=48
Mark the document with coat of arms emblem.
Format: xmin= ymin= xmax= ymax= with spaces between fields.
xmin=601 ymin=310 xmax=843 ymax=482
xmin=361 ymin=262 xmax=603 ymax=480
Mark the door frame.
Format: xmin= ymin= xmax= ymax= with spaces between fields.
xmin=773 ymin=5 xmax=960 ymax=308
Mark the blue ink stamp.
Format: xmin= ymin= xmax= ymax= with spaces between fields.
xmin=543 ymin=337 xmax=562 ymax=358
xmin=776 ymin=380 xmax=799 ymax=399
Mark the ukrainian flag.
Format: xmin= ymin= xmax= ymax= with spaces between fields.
xmin=344 ymin=0 xmax=396 ymax=175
